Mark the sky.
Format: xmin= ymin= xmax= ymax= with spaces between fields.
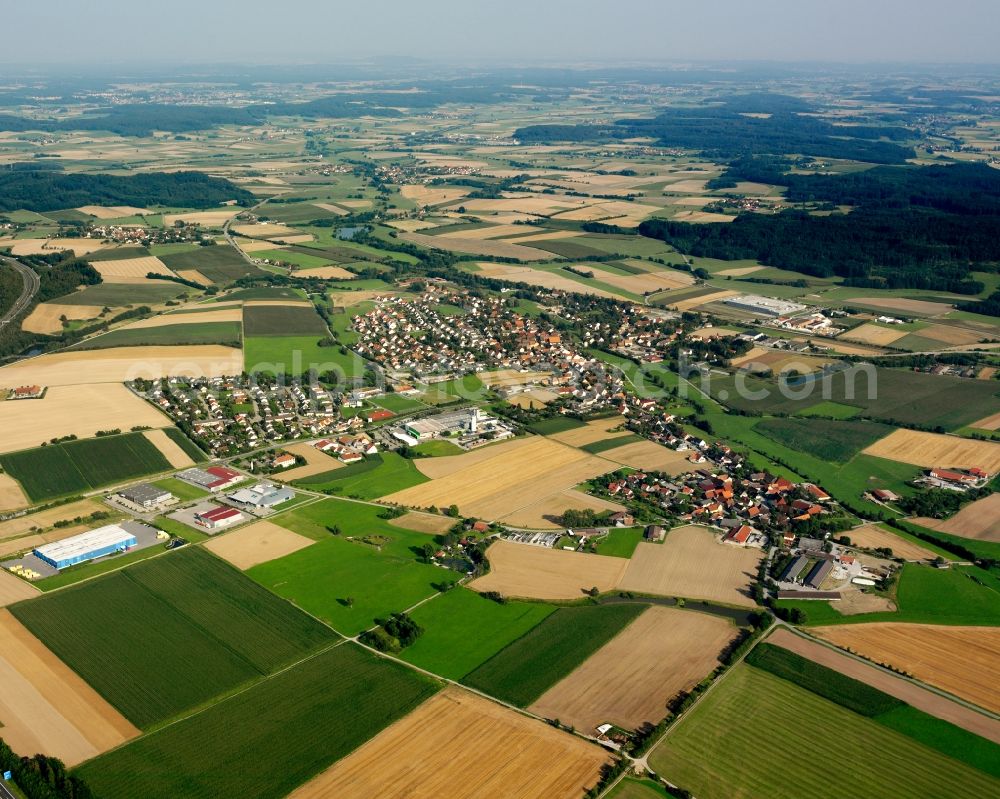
xmin=4 ymin=0 xmax=999 ymax=66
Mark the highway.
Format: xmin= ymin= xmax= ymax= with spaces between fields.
xmin=0 ymin=778 xmax=17 ymax=799
xmin=0 ymin=254 xmax=39 ymax=328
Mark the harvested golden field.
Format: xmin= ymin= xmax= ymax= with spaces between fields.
xmin=288 ymin=687 xmax=609 ymax=799
xmin=0 ymin=384 xmax=170 ymax=454
xmin=386 ymin=218 xmax=440 ymax=232
xmin=662 ymin=179 xmax=710 ymax=193
xmin=142 ymin=428 xmax=195 ymax=469
xmin=242 ymin=299 xmax=313 ymax=308
xmin=388 ymin=511 xmax=456 ymax=535
xmin=821 ymin=339 xmax=888 ymax=357
xmin=812 ymin=624 xmax=1000 ymax=716
xmin=437 ymin=224 xmax=528 ymax=240
xmin=477 ymin=369 xmax=553 ymax=388
xmin=0 ymin=345 xmax=243 ymax=387
xmin=500 ymin=230 xmax=580 ymax=244
xmin=671 ymin=289 xmax=739 ymax=311
xmin=0 ymin=473 xmax=28 ymax=512
xmin=473 ymin=263 xmax=619 ymax=298
xmin=0 ymin=571 xmax=38 ymax=606
xmin=549 ymin=416 xmax=628 ymax=447
xmin=231 ymin=222 xmax=298 ymax=239
xmin=671 ymin=211 xmax=735 ymax=224
xmin=401 ymin=185 xmax=472 ymax=205
xmin=76 ymin=205 xmax=151 ymax=218
xmin=768 ymin=628 xmax=1000 ymax=744
xmin=530 ymin=607 xmax=736 ymax=733
xmin=914 ymin=493 xmax=1000 ymax=542
xmin=90 ymin=256 xmax=175 ymax=280
xmin=311 ymin=202 xmax=348 ymax=216
xmin=974 ymin=411 xmax=1000 ymax=431
xmin=500 ymin=490 xmax=626 ymax=530
xmin=863 ymin=429 xmax=1000 ymax=474
xmin=620 ymin=526 xmax=761 ymax=607
xmin=162 ymin=210 xmax=238 ymax=227
xmin=0 ymin=499 xmax=105 ymax=541
xmin=293 ymin=266 xmax=356 ymax=279
xmin=271 ymin=442 xmax=342 ymax=482
xmin=329 ymin=289 xmax=386 ymax=307
xmin=204 ymin=520 xmax=313 ymax=570
xmin=0 ymin=610 xmax=138 ymax=765
xmin=123 ymin=307 xmax=243 ymax=329
xmin=411 ymin=438 xmax=528 ymax=480
xmin=399 ymin=231 xmax=550 ymax=261
xmin=508 ymin=389 xmax=559 ymax=408
xmin=841 ymin=323 xmax=908 ymax=346
xmin=8 ymin=239 xmax=116 ymax=257
xmin=917 ymin=324 xmax=985 ymax=346
xmin=845 ymin=524 xmax=944 ymax=560
xmin=601 ymin=440 xmax=694 ymax=474
xmin=174 ymin=269 xmax=211 ymax=285
xmin=733 ymin=349 xmax=835 ymax=374
xmin=387 ymin=437 xmax=616 ymax=522
xmin=848 ymin=296 xmax=954 ymax=316
xmin=470 ymin=540 xmax=628 ymax=600
xmin=716 ymin=266 xmax=764 ymax=277
xmin=592 ymin=267 xmax=694 ymax=295
xmin=21 ymin=303 xmax=103 ymax=335
xmin=234 ymin=237 xmax=287 ymax=253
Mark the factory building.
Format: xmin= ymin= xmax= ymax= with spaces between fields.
xmin=724 ymin=294 xmax=807 ymax=317
xmin=34 ymin=525 xmax=137 ymax=570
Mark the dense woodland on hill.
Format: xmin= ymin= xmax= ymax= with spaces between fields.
xmin=0 ymin=167 xmax=254 ymax=212
xmin=640 ymin=161 xmax=1000 ymax=295
xmin=515 ymin=94 xmax=916 ymax=162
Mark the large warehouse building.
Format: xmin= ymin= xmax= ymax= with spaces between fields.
xmin=33 ymin=525 xmax=137 ymax=570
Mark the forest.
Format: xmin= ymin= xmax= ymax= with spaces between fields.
xmin=0 ymin=168 xmax=254 ymax=211
xmin=515 ymin=94 xmax=916 ymax=163
xmin=639 ymin=161 xmax=1000 ymax=293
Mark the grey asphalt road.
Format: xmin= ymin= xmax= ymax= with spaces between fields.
xmin=0 ymin=254 xmax=40 ymax=327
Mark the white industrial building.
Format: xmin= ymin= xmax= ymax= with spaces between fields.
xmin=34 ymin=525 xmax=137 ymax=569
xmin=724 ymin=294 xmax=807 ymax=317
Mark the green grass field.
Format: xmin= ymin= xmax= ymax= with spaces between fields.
xmin=242 ymin=304 xmax=328 ymax=336
xmin=580 ymin=434 xmax=644 ymax=454
xmin=150 ymin=477 xmax=208 ymax=503
xmin=796 ymin=400 xmax=861 ymax=419
xmin=293 ymin=452 xmax=426 ymax=499
xmin=753 ymin=418 xmax=893 ymax=463
xmin=244 ymin=335 xmax=367 ymax=378
xmin=526 ymin=417 xmax=585 ymax=435
xmin=372 ymin=393 xmax=428 ymax=414
xmin=76 ymin=644 xmax=438 ymax=799
xmin=12 ymin=548 xmax=335 ymax=728
xmin=256 ymin=248 xmax=336 ymax=268
xmin=0 ymin=432 xmax=172 ymax=502
xmin=648 ymin=665 xmax=1000 ymax=799
xmin=747 ymin=643 xmax=1000 ymax=778
xmin=162 ymin=427 xmax=208 ymax=462
xmin=249 ymin=499 xmax=458 ymax=635
xmin=594 ymin=527 xmax=645 ymax=558
xmin=70 ymin=321 xmax=241 ymax=350
xmin=160 ymin=245 xmax=260 ymax=284
xmin=607 ymin=778 xmax=670 ymax=799
xmin=53 ymin=282 xmax=189 ymax=307
xmin=400 ymin=588 xmax=556 ymax=679
xmin=411 ymin=439 xmax=464 ymax=457
xmin=778 ymin=564 xmax=1000 ymax=626
xmin=700 ymin=368 xmax=1000 ymax=431
xmin=463 ymin=603 xmax=647 ymax=706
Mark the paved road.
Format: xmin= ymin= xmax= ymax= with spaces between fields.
xmin=0 ymin=778 xmax=17 ymax=799
xmin=0 ymin=254 xmax=39 ymax=327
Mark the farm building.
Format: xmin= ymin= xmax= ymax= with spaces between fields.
xmin=177 ymin=466 xmax=244 ymax=491
xmin=194 ymin=505 xmax=245 ymax=530
xmin=117 ymin=483 xmax=173 ymax=509
xmin=780 ymin=555 xmax=809 ymax=582
xmin=805 ymin=559 xmax=834 ymax=589
xmin=8 ymin=384 xmax=45 ymax=400
xmin=226 ymin=482 xmax=294 ymax=510
xmin=34 ymin=525 xmax=137 ymax=569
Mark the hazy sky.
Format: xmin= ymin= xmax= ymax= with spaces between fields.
xmin=5 ymin=0 xmax=999 ymax=66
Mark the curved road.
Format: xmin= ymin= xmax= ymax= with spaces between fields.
xmin=0 ymin=254 xmax=39 ymax=328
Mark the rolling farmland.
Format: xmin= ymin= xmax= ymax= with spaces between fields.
xmin=0 ymin=432 xmax=173 ymax=502
xmin=77 ymin=644 xmax=438 ymax=799
xmin=648 ymin=665 xmax=1000 ymax=799
xmin=463 ymin=603 xmax=647 ymax=706
xmin=287 ymin=687 xmax=609 ymax=799
xmin=11 ymin=548 xmax=335 ymax=727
